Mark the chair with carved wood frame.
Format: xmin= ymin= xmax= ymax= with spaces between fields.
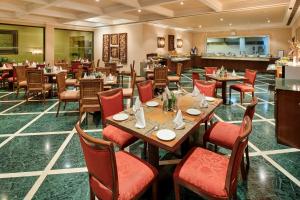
xmin=168 ymin=63 xmax=183 ymax=88
xmin=79 ymin=78 xmax=103 ymax=121
xmin=153 ymin=66 xmax=168 ymax=90
xmin=75 ymin=122 xmax=158 ymax=200
xmin=14 ymin=66 xmax=27 ymax=97
xmin=123 ymin=71 xmax=136 ymax=108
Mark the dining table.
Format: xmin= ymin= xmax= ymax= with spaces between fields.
xmin=106 ymin=91 xmax=222 ymax=168
xmin=205 ymin=74 xmax=246 ymax=104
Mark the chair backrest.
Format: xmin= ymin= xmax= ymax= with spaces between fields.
xmin=204 ymin=67 xmax=218 ymax=75
xmin=97 ymin=88 xmax=123 ymax=127
xmin=154 ymin=67 xmax=168 ymax=85
xmin=244 ymin=69 xmax=257 ymax=86
xmin=96 ymin=59 xmax=100 ymax=68
xmin=243 ymin=97 xmax=258 ymax=120
xmin=75 ymin=66 xmax=84 ymax=80
xmin=192 ymin=72 xmax=200 ymax=86
xmin=176 ymin=63 xmax=183 ymax=76
xmin=194 ymin=80 xmax=216 ymax=97
xmin=71 ymin=62 xmax=81 ymax=70
xmin=80 ymin=78 xmax=103 ymax=106
xmin=130 ymin=71 xmax=136 ymax=90
xmin=75 ymin=122 xmax=118 ymax=199
xmin=56 ymin=72 xmax=67 ymax=97
xmin=225 ymin=116 xmax=252 ymax=198
xmin=26 ymin=69 xmax=44 ymax=91
xmin=137 ymin=80 xmax=153 ymax=103
xmin=15 ymin=66 xmax=27 ymax=83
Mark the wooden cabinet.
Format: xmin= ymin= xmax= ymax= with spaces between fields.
xmin=275 ymin=87 xmax=300 ymax=148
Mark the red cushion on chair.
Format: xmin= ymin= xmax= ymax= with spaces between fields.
xmin=138 ymin=82 xmax=153 ymax=103
xmin=103 ymin=125 xmax=137 ymax=149
xmin=1 ymin=72 xmax=9 ymax=78
xmin=204 ymin=122 xmax=240 ymax=149
xmin=7 ymin=77 xmax=16 ymax=82
xmin=215 ymin=81 xmax=222 ymax=88
xmin=174 ymin=147 xmax=229 ymax=198
xmin=195 ymin=81 xmax=216 ymax=97
xmin=101 ymin=91 xmax=123 ymax=120
xmin=116 ymin=151 xmax=157 ymax=199
xmin=230 ymin=84 xmax=254 ymax=92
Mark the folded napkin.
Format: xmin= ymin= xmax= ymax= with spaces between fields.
xmin=83 ymin=73 xmax=88 ymax=79
xmin=133 ymin=97 xmax=141 ymax=112
xmin=200 ymin=96 xmax=208 ymax=108
xmin=197 ymin=92 xmax=204 ymax=102
xmin=25 ymin=60 xmax=29 ymax=64
xmin=173 ymin=110 xmax=185 ymax=130
xmin=107 ymin=73 xmax=113 ymax=81
xmin=165 ymin=86 xmax=171 ymax=98
xmin=135 ymin=107 xmax=146 ymax=129
xmin=232 ymin=70 xmax=236 ymax=76
xmin=192 ymin=86 xmax=200 ymax=97
xmin=31 ymin=62 xmax=37 ymax=68
xmin=2 ymin=64 xmax=6 ymax=68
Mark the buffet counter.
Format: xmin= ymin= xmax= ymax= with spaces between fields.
xmin=192 ymin=56 xmax=277 ymax=72
xmin=166 ymin=57 xmax=192 ymax=72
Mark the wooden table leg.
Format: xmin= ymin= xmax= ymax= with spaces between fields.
xmin=148 ymin=143 xmax=159 ymax=169
xmin=222 ymin=81 xmax=227 ymax=104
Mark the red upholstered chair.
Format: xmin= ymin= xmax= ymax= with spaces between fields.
xmin=137 ymin=80 xmax=154 ymax=103
xmin=194 ymin=80 xmax=216 ymax=130
xmin=204 ymin=67 xmax=222 ymax=90
xmin=75 ymin=122 xmax=158 ymax=200
xmin=97 ymin=88 xmax=138 ymax=150
xmin=203 ymin=97 xmax=258 ymax=176
xmin=191 ymin=72 xmax=200 ymax=86
xmin=173 ymin=116 xmax=252 ymax=200
xmin=229 ymin=69 xmax=257 ymax=104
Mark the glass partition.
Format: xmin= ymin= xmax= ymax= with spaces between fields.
xmin=0 ymin=24 xmax=44 ymax=62
xmin=206 ymin=36 xmax=270 ymax=57
xmin=54 ymin=29 xmax=93 ymax=62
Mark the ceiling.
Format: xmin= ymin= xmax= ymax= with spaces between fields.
xmin=0 ymin=0 xmax=298 ymax=31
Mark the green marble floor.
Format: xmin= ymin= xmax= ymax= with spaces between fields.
xmin=0 ymin=68 xmax=299 ymax=200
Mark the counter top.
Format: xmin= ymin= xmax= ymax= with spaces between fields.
xmin=202 ymin=56 xmax=270 ymax=62
xmin=276 ymin=78 xmax=300 ymax=91
xmin=170 ymin=57 xmax=191 ymax=62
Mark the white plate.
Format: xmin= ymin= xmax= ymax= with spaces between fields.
xmin=156 ymin=129 xmax=176 ymax=141
xmin=113 ymin=113 xmax=129 ymax=121
xmin=186 ymin=108 xmax=201 ymax=116
xmin=205 ymin=96 xmax=215 ymax=102
xmin=146 ymin=101 xmax=159 ymax=107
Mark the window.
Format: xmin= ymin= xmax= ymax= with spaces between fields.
xmin=0 ymin=24 xmax=44 ymax=62
xmin=54 ymin=29 xmax=93 ymax=62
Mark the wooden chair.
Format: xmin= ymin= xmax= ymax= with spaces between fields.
xmin=26 ymin=69 xmax=52 ymax=102
xmin=131 ymin=61 xmax=146 ymax=83
xmin=137 ymin=80 xmax=154 ymax=103
xmin=194 ymin=80 xmax=216 ymax=130
xmin=97 ymin=88 xmax=138 ymax=150
xmin=168 ymin=63 xmax=182 ymax=87
xmin=192 ymin=72 xmax=200 ymax=86
xmin=123 ymin=71 xmax=136 ymax=107
xmin=173 ymin=116 xmax=252 ymax=200
xmin=96 ymin=59 xmax=100 ymax=68
xmin=203 ymin=97 xmax=258 ymax=179
xmin=14 ymin=66 xmax=27 ymax=97
xmin=153 ymin=67 xmax=168 ymax=90
xmin=229 ymin=69 xmax=257 ymax=104
xmin=79 ymin=78 xmax=103 ymax=121
xmin=56 ymin=72 xmax=80 ymax=117
xmin=75 ymin=122 xmax=158 ymax=200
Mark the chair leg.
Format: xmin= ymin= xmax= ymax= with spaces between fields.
xmin=205 ymin=121 xmax=208 ymax=130
xmin=240 ymin=157 xmax=247 ymax=181
xmin=16 ymin=85 xmax=20 ymax=97
xmin=63 ymin=101 xmax=67 ymax=110
xmin=89 ymin=186 xmax=95 ymax=200
xmin=56 ymin=101 xmax=61 ymax=117
xmin=152 ymin=180 xmax=157 ymax=200
xmin=43 ymin=92 xmax=46 ymax=104
xmin=252 ymin=92 xmax=254 ymax=99
xmin=174 ymin=182 xmax=181 ymax=200
xmin=240 ymin=92 xmax=243 ymax=105
xmin=229 ymin=87 xmax=232 ymax=103
xmin=245 ymin=145 xmax=250 ymax=171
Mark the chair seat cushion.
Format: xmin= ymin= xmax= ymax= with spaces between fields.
xmin=103 ymin=125 xmax=137 ymax=149
xmin=65 ymin=78 xmax=77 ymax=86
xmin=7 ymin=77 xmax=16 ymax=82
xmin=174 ymin=147 xmax=229 ymax=198
xmin=204 ymin=122 xmax=240 ymax=149
xmin=230 ymin=84 xmax=254 ymax=92
xmin=60 ymin=90 xmax=79 ymax=100
xmin=44 ymin=83 xmax=52 ymax=91
xmin=216 ymin=81 xmax=222 ymax=88
xmin=136 ymin=76 xmax=146 ymax=83
xmin=19 ymin=81 xmax=27 ymax=87
xmin=122 ymin=88 xmax=133 ymax=97
xmin=168 ymin=76 xmax=180 ymax=82
xmin=117 ymin=151 xmax=157 ymax=199
xmin=1 ymin=72 xmax=9 ymax=78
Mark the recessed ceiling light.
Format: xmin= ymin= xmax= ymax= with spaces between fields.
xmin=95 ymin=0 xmax=100 ymax=2
xmin=267 ymin=19 xmax=271 ymax=23
xmin=138 ymin=9 xmax=142 ymax=13
xmin=180 ymin=1 xmax=184 ymax=5
xmin=198 ymin=25 xmax=202 ymax=28
xmin=229 ymin=23 xmax=232 ymax=26
xmin=220 ymin=18 xmax=224 ymax=21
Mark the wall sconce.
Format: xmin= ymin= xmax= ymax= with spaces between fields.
xmin=177 ymin=39 xmax=183 ymax=48
xmin=157 ymin=37 xmax=165 ymax=48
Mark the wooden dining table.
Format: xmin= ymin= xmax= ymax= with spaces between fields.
xmin=106 ymin=92 xmax=222 ymax=168
xmin=205 ymin=74 xmax=246 ymax=104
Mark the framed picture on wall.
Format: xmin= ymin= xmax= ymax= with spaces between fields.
xmin=102 ymin=34 xmax=110 ymax=62
xmin=0 ymin=30 xmax=18 ymax=54
xmin=168 ymin=35 xmax=175 ymax=51
xmin=119 ymin=33 xmax=127 ymax=63
xmin=110 ymin=47 xmax=119 ymax=58
xmin=296 ymin=27 xmax=300 ymax=41
xmin=110 ymin=34 xmax=119 ymax=45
